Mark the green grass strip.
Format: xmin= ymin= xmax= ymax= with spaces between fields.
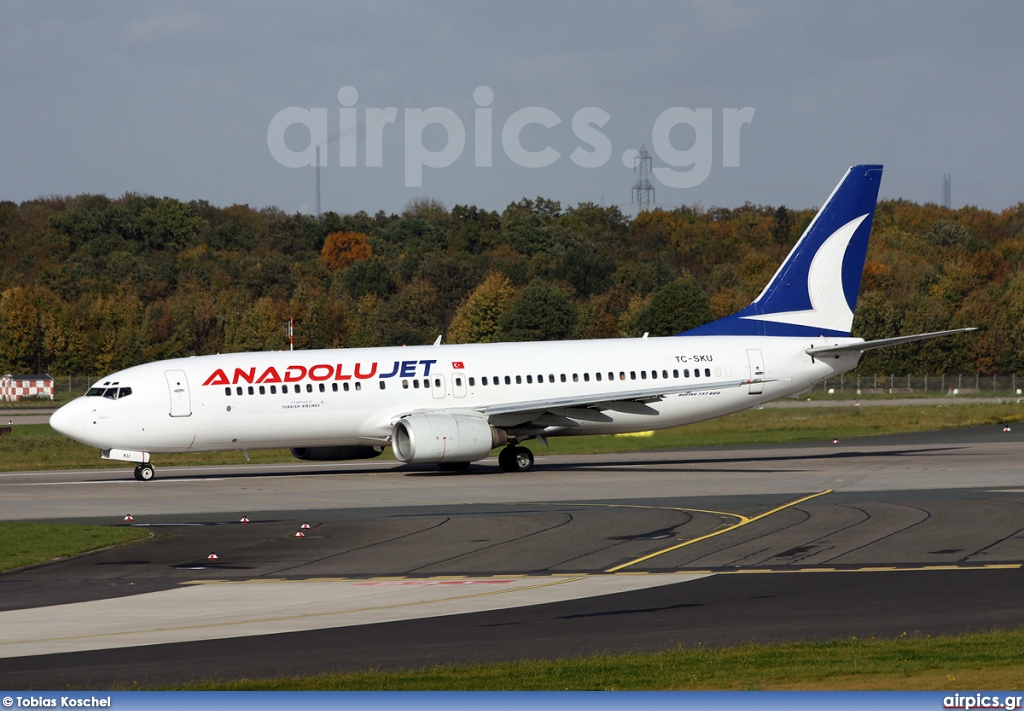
xmin=180 ymin=630 xmax=1024 ymax=691
xmin=0 ymin=522 xmax=149 ymax=572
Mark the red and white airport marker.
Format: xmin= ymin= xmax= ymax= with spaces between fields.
xmin=240 ymin=516 xmax=250 ymax=524
xmin=208 ymin=552 xmax=219 ymax=561
xmin=123 ymin=514 xmax=134 ymax=522
xmin=293 ymin=531 xmax=305 ymax=538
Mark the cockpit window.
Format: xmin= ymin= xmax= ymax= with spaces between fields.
xmin=87 ymin=386 xmax=132 ymax=399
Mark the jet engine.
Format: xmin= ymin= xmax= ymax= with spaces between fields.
xmin=391 ymin=414 xmax=507 ymax=464
xmin=290 ymin=445 xmax=384 ymax=461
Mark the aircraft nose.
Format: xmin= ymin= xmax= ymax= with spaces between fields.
xmin=50 ymin=400 xmax=87 ymax=442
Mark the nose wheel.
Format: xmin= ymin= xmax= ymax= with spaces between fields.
xmin=498 ymin=445 xmax=534 ymax=473
xmin=133 ymin=463 xmax=155 ymax=481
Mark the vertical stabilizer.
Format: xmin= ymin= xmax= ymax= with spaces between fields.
xmin=682 ymin=164 xmax=882 ymax=337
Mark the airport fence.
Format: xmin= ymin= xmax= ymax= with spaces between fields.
xmin=45 ymin=373 xmax=1024 ymax=399
xmin=819 ymin=373 xmax=1023 ymax=398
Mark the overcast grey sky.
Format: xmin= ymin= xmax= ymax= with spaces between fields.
xmin=3 ymin=1 xmax=1022 ymax=217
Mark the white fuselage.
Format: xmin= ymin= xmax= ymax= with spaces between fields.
xmin=50 ymin=335 xmax=860 ymax=455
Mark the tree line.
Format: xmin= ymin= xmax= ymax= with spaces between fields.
xmin=1 ymin=191 xmax=1022 ymax=377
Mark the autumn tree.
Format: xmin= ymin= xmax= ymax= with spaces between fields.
xmin=322 ymin=231 xmax=372 ymax=270
xmin=447 ymin=272 xmax=516 ymax=344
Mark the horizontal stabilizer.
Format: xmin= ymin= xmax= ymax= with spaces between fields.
xmin=805 ymin=328 xmax=976 ymax=357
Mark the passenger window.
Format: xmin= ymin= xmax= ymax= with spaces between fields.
xmin=331 ymin=383 xmax=338 ymax=392
xmin=343 ymin=382 xmax=350 ymax=391
xmin=548 ymin=374 xmax=555 ymax=383
xmin=482 ymin=377 xmax=489 ymax=386
xmin=705 ymin=368 xmax=711 ymax=377
xmin=224 ymin=387 xmax=231 ymax=396
xmin=673 ymin=369 xmax=679 ymax=378
xmin=259 ymin=386 xmax=265 ymax=395
xmin=282 ymin=385 xmax=289 ymax=393
xmin=515 ymin=375 xmax=522 ymax=384
xmin=651 ymin=370 xmax=657 ymax=379
xmin=271 ymin=385 xmax=277 ymax=394
xmin=402 ymin=380 xmax=409 ymax=389
xmin=572 ymin=373 xmax=579 ymax=382
xmin=379 ymin=381 xmax=386 ymax=390
xmin=318 ymin=383 xmax=325 ymax=392
xmin=584 ymin=373 xmax=590 ymax=382
xmin=306 ymin=384 xmax=313 ymax=393
xmin=630 ymin=371 xmax=636 ymax=380
xmin=596 ymin=372 xmax=602 ymax=381
xmin=504 ymin=375 xmax=511 ymax=385
xmin=640 ymin=371 xmax=647 ymax=380
xmin=468 ymin=377 xmax=475 ymax=387
xmin=248 ymin=386 xmax=254 ymax=395
xmin=436 ymin=378 xmax=443 ymax=388
xmin=619 ymin=372 xmax=625 ymax=380
xmin=456 ymin=377 xmax=463 ymax=387
xmin=663 ymin=370 xmax=669 ymax=378
xmin=236 ymin=386 xmax=243 ymax=395
xmin=355 ymin=382 xmax=361 ymax=391
xmin=560 ymin=374 xmax=567 ymax=383
xmin=413 ymin=379 xmax=420 ymax=389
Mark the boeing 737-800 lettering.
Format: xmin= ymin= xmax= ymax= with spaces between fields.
xmin=49 ymin=165 xmax=972 ymax=480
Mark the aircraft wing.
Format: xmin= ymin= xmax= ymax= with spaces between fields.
xmin=470 ymin=377 xmax=773 ymax=429
xmin=804 ymin=327 xmax=976 ymax=358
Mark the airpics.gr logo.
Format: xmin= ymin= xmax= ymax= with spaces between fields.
xmin=267 ymin=85 xmax=754 ymax=189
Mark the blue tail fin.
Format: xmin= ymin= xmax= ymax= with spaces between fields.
xmin=682 ymin=164 xmax=883 ymax=338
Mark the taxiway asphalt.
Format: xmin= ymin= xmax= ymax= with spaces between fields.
xmin=1 ymin=425 xmax=1022 ymax=687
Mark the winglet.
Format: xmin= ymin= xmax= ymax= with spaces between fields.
xmin=682 ymin=165 xmax=883 ymax=338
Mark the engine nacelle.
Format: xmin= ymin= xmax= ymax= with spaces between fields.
xmin=290 ymin=445 xmax=384 ymax=461
xmin=391 ymin=414 xmax=507 ymax=464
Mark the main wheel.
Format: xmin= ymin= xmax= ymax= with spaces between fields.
xmin=498 ymin=446 xmax=534 ymax=473
xmin=134 ymin=463 xmax=155 ymax=481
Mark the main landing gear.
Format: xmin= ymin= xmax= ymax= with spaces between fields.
xmin=133 ymin=463 xmax=155 ymax=481
xmin=498 ymin=445 xmax=534 ymax=473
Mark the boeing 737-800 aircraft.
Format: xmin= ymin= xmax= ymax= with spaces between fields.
xmin=50 ymin=165 xmax=971 ymax=480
